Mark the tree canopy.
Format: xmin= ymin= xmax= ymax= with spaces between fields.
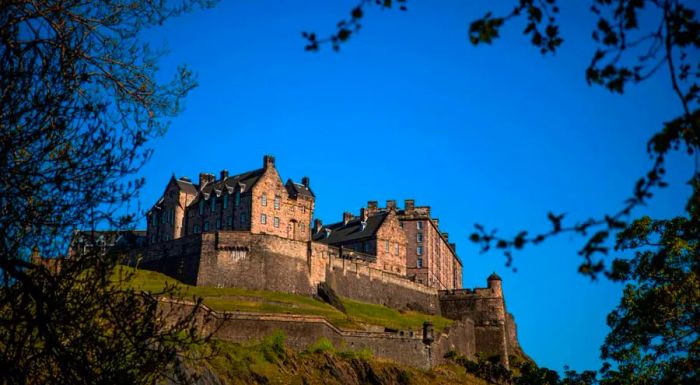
xmin=0 ymin=0 xmax=217 ymax=382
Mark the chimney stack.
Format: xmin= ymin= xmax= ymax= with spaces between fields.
xmin=433 ymin=218 xmax=439 ymax=228
xmin=220 ymin=169 xmax=229 ymax=180
xmin=199 ymin=172 xmax=215 ymax=187
xmin=449 ymin=243 xmax=456 ymax=253
xmin=313 ymin=219 xmax=323 ymax=234
xmin=301 ymin=176 xmax=310 ymax=188
xmin=404 ymin=199 xmax=415 ymax=213
xmin=442 ymin=232 xmax=449 ymax=241
xmin=386 ymin=200 xmax=397 ymax=211
xmin=342 ymin=212 xmax=353 ymax=225
xmin=367 ymin=201 xmax=378 ymax=214
xmin=263 ymin=154 xmax=276 ymax=169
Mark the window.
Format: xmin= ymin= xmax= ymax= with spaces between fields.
xmin=261 ymin=194 xmax=267 ymax=206
xmin=223 ymin=194 xmax=229 ymax=209
xmin=363 ymin=242 xmax=370 ymax=253
xmin=417 ymin=246 xmax=423 ymax=256
xmin=417 ymin=232 xmax=423 ymax=243
xmin=417 ymin=258 xmax=423 ymax=268
xmin=384 ymin=240 xmax=389 ymax=252
xmin=193 ymin=224 xmax=199 ymax=234
xmin=210 ymin=196 xmax=216 ymax=212
xmin=274 ymin=195 xmax=280 ymax=209
xmin=216 ymin=218 xmax=221 ymax=229
xmin=301 ymin=206 xmax=306 ymax=213
xmin=227 ymin=216 xmax=232 ymax=226
xmin=151 ymin=215 xmax=158 ymax=227
xmin=417 ymin=221 xmax=423 ymax=230
xmin=300 ymin=222 xmax=305 ymax=233
xmin=240 ymin=212 xmax=246 ymax=224
xmin=273 ymin=217 xmax=280 ymax=228
xmin=260 ymin=214 xmax=267 ymax=224
xmin=204 ymin=222 xmax=210 ymax=231
xmin=235 ymin=191 xmax=240 ymax=207
xmin=170 ymin=208 xmax=175 ymax=225
xmin=395 ymin=243 xmax=399 ymax=255
xmin=199 ymin=199 xmax=204 ymax=215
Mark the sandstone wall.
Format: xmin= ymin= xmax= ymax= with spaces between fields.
xmin=136 ymin=234 xmax=203 ymax=285
xmin=160 ymin=300 xmax=475 ymax=370
xmin=197 ymin=232 xmax=314 ymax=295
xmin=325 ymin=256 xmax=440 ymax=314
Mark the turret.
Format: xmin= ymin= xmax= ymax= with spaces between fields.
xmin=487 ymin=272 xmax=503 ymax=298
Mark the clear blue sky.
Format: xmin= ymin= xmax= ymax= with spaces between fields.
xmin=136 ymin=0 xmax=694 ymax=373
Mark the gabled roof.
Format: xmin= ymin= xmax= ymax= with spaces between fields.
xmin=175 ymin=178 xmax=198 ymax=195
xmin=313 ymin=212 xmax=388 ymax=244
xmin=196 ymin=168 xmax=265 ymax=200
xmin=285 ymin=179 xmax=314 ymax=198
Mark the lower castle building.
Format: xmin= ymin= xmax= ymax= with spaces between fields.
xmin=132 ymin=155 xmax=526 ymax=368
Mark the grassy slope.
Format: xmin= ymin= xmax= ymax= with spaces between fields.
xmin=115 ymin=266 xmax=452 ymax=332
xmin=193 ymin=334 xmax=488 ymax=385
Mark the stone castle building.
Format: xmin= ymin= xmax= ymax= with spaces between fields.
xmin=138 ymin=155 xmax=524 ymax=368
xmin=147 ymin=155 xmax=461 ymax=290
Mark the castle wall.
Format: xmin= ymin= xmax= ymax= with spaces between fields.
xmin=136 ymin=234 xmax=203 ymax=286
xmin=325 ymin=256 xmax=440 ymax=315
xmin=196 ymin=232 xmax=314 ymax=295
xmin=161 ymin=300 xmax=475 ymax=370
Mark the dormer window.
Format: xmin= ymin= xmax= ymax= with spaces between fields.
xmin=324 ymin=228 xmax=332 ymax=238
xmin=360 ymin=221 xmax=367 ymax=231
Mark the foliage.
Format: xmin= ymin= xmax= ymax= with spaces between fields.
xmin=598 ymin=212 xmax=699 ymax=384
xmin=0 ymin=0 xmax=216 ymax=383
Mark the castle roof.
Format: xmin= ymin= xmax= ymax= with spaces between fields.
xmin=487 ymin=272 xmax=502 ymax=281
xmin=285 ymin=179 xmax=314 ymax=198
xmin=312 ymin=212 xmax=388 ymax=245
xmin=175 ymin=178 xmax=198 ymax=195
xmin=197 ymin=168 xmax=264 ymax=199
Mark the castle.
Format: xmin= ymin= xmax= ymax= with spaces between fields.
xmin=138 ymin=155 xmax=524 ymax=368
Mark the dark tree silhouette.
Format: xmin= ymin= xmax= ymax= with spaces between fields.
xmin=305 ymin=1 xmax=699 ymax=383
xmin=0 ymin=0 xmax=217 ymax=383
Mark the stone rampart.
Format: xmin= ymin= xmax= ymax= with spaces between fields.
xmin=197 ymin=232 xmax=315 ymax=295
xmin=135 ymin=234 xmax=203 ymax=285
xmin=325 ymin=256 xmax=440 ymax=314
xmin=160 ymin=299 xmax=474 ymax=369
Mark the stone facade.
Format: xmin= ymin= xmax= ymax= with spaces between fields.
xmin=396 ymin=199 xmax=462 ymax=290
xmin=146 ymin=155 xmax=314 ymax=245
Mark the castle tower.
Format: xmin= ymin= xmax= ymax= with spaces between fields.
xmin=487 ymin=272 xmax=503 ymax=298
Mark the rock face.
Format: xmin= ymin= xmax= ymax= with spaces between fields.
xmin=317 ymin=282 xmax=346 ymax=313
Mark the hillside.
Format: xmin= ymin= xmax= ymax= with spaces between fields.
xmin=115 ymin=266 xmax=452 ymax=332
xmin=189 ymin=333 xmax=489 ymax=385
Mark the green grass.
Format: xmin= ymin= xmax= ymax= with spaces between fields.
xmin=114 ymin=266 xmax=453 ymax=332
